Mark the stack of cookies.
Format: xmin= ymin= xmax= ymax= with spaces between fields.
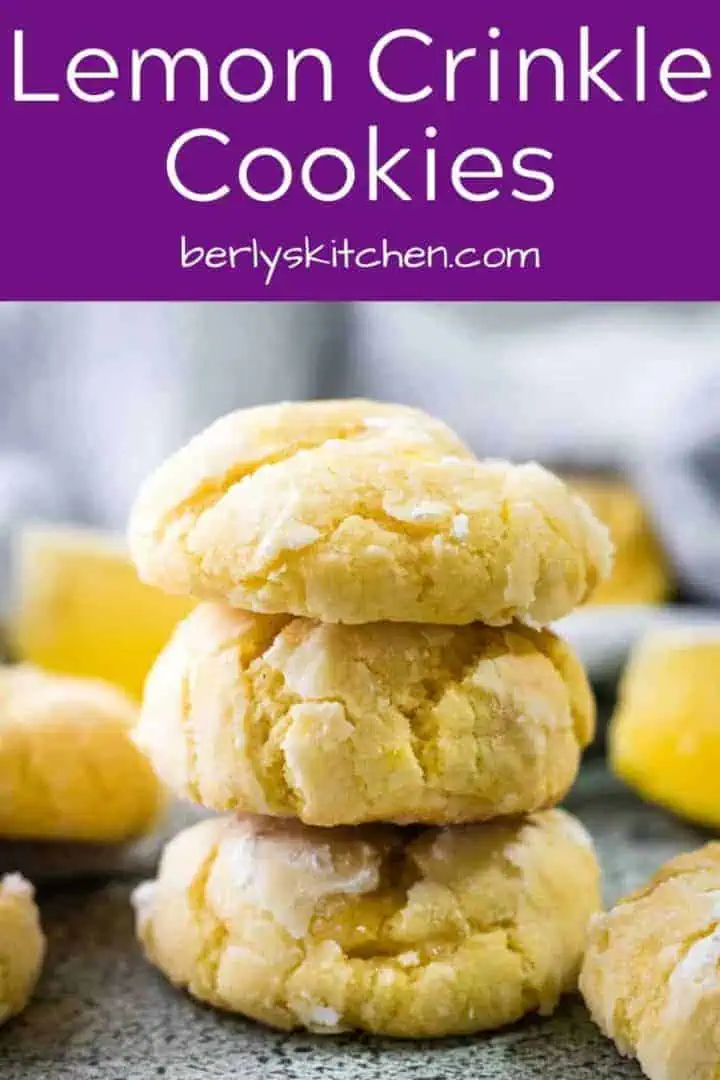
xmin=127 ymin=399 xmax=612 ymax=1039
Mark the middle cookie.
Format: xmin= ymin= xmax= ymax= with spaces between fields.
xmin=136 ymin=603 xmax=594 ymax=826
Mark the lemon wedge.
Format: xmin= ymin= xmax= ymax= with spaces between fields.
xmin=10 ymin=524 xmax=194 ymax=700
xmin=611 ymin=629 xmax=720 ymax=826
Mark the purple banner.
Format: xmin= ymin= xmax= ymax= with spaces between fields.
xmin=0 ymin=1 xmax=716 ymax=299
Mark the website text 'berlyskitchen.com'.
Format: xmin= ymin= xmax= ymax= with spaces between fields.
xmin=180 ymin=236 xmax=541 ymax=286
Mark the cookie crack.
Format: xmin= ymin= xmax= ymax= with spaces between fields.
xmin=156 ymin=420 xmax=408 ymax=550
xmin=185 ymin=838 xmax=228 ymax=1003
xmin=617 ymin=863 xmax=720 ymax=911
xmin=511 ymin=626 xmax=592 ymax=747
xmin=180 ymin=668 xmax=202 ymax=804
xmin=606 ymin=886 xmax=720 ymax=1060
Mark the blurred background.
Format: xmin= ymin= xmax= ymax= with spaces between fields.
xmin=2 ymin=299 xmax=720 ymax=687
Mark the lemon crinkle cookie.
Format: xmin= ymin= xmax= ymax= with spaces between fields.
xmin=581 ymin=843 xmax=720 ymax=1080
xmin=0 ymin=874 xmax=45 ymax=1025
xmin=133 ymin=808 xmax=600 ymax=1038
xmin=0 ymin=665 xmax=164 ymax=842
xmin=128 ymin=399 xmax=612 ymax=626
xmin=135 ymin=602 xmax=594 ymax=826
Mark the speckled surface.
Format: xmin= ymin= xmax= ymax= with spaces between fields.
xmin=0 ymin=768 xmax=710 ymax=1080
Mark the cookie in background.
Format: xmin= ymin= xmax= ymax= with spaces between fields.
xmin=0 ymin=874 xmax=45 ymax=1026
xmin=0 ymin=664 xmax=164 ymax=843
xmin=563 ymin=474 xmax=672 ymax=606
xmin=581 ymin=843 xmax=720 ymax=1080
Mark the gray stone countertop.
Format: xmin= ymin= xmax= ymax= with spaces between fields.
xmin=0 ymin=766 xmax=711 ymax=1080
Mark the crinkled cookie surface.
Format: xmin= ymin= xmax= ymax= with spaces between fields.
xmin=133 ymin=809 xmax=600 ymax=1037
xmin=136 ymin=602 xmax=594 ymax=825
xmin=129 ymin=400 xmax=612 ymax=626
xmin=581 ymin=843 xmax=720 ymax=1080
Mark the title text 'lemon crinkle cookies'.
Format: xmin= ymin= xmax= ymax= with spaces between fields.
xmin=135 ymin=602 xmax=595 ymax=825
xmin=0 ymin=665 xmax=164 ymax=842
xmin=128 ymin=400 xmax=612 ymax=626
xmin=581 ymin=844 xmax=720 ymax=1080
xmin=0 ymin=874 xmax=45 ymax=1025
xmin=134 ymin=810 xmax=600 ymax=1038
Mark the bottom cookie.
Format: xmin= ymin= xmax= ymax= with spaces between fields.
xmin=0 ymin=874 xmax=45 ymax=1025
xmin=133 ymin=810 xmax=600 ymax=1038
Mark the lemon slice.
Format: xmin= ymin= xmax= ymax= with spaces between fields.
xmin=611 ymin=628 xmax=720 ymax=826
xmin=10 ymin=524 xmax=194 ymax=700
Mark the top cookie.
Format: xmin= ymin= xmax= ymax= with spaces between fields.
xmin=129 ymin=399 xmax=612 ymax=626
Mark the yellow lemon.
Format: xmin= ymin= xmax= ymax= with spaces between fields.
xmin=10 ymin=524 xmax=194 ymax=700
xmin=611 ymin=630 xmax=720 ymax=826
